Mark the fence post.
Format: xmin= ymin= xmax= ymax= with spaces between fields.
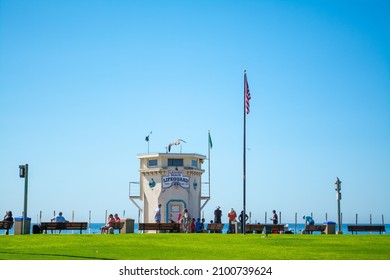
xmin=88 ymin=210 xmax=91 ymax=234
xmin=294 ymin=212 xmax=297 ymax=234
xmin=72 ymin=210 xmax=75 ymax=234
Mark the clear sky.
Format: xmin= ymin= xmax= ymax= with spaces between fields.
xmin=1 ymin=0 xmax=389 ymax=224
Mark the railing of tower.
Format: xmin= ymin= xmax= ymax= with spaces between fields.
xmin=129 ymin=181 xmax=143 ymax=223
xmin=201 ymin=182 xmax=210 ymax=211
xmin=129 ymin=181 xmax=140 ymax=198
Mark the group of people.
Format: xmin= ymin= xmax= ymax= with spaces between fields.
xmin=100 ymin=213 xmax=121 ymax=234
xmin=218 ymin=208 xmax=280 ymax=226
xmin=153 ymin=204 xmax=206 ymax=233
xmin=153 ymin=205 xmax=293 ymax=234
xmin=3 ymin=205 xmax=316 ymax=235
xmin=155 ymin=204 xmax=202 ymax=233
xmin=207 ymin=206 xmax=246 ymax=233
xmin=228 ymin=208 xmax=249 ymax=233
xmin=214 ymin=207 xmax=315 ymax=232
xmin=177 ymin=209 xmax=206 ymax=233
xmin=49 ymin=211 xmax=123 ymax=234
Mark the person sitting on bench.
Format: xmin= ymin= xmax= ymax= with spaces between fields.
xmin=51 ymin=211 xmax=68 ymax=234
xmin=51 ymin=212 xmax=68 ymax=223
xmin=101 ymin=214 xmax=115 ymax=234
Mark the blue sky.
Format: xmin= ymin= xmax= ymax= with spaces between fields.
xmin=1 ymin=0 xmax=389 ymax=224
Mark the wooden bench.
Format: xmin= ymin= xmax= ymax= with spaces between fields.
xmin=138 ymin=223 xmax=181 ymax=233
xmin=302 ymin=224 xmax=326 ymax=234
xmin=245 ymin=224 xmax=265 ymax=233
xmin=347 ymin=224 xmax=386 ymax=234
xmin=101 ymin=222 xmax=125 ymax=234
xmin=0 ymin=221 xmax=14 ymax=235
xmin=263 ymin=224 xmax=286 ymax=234
xmin=206 ymin=223 xmax=224 ymax=233
xmin=40 ymin=222 xmax=88 ymax=234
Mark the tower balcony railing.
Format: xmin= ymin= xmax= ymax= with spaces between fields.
xmin=129 ymin=182 xmax=140 ymax=199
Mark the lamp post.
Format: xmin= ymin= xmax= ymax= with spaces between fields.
xmin=19 ymin=164 xmax=29 ymax=234
xmin=335 ymin=177 xmax=343 ymax=234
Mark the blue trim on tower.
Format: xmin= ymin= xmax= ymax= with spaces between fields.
xmin=165 ymin=199 xmax=187 ymax=223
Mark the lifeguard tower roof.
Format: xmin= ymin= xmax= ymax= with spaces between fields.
xmin=137 ymin=153 xmax=206 ymax=170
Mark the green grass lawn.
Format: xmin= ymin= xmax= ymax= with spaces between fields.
xmin=1 ymin=234 xmax=389 ymax=260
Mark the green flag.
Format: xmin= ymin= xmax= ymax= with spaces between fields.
xmin=208 ymin=132 xmax=213 ymax=149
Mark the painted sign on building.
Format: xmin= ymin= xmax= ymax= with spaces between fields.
xmin=162 ymin=170 xmax=190 ymax=189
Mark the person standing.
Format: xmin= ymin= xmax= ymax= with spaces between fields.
xmin=200 ymin=218 xmax=205 ymax=233
xmin=228 ymin=208 xmax=237 ymax=233
xmin=214 ymin=206 xmax=222 ymax=224
xmin=190 ymin=218 xmax=196 ymax=233
xmin=183 ymin=209 xmax=190 ymax=233
xmin=195 ymin=218 xmax=201 ymax=233
xmin=177 ymin=213 xmax=184 ymax=232
xmin=239 ymin=210 xmax=248 ymax=233
xmin=303 ymin=215 xmax=315 ymax=225
xmin=270 ymin=210 xmax=278 ymax=224
xmin=154 ymin=204 xmax=162 ymax=223
xmin=3 ymin=211 xmax=13 ymax=235
xmin=302 ymin=215 xmax=315 ymax=234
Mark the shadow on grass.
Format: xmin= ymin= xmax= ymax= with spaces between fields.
xmin=0 ymin=250 xmax=114 ymax=260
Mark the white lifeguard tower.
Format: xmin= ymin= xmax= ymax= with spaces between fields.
xmin=129 ymin=153 xmax=210 ymax=224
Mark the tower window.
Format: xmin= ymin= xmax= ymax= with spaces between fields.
xmin=168 ymin=158 xmax=183 ymax=166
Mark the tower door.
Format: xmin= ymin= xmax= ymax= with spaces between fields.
xmin=167 ymin=200 xmax=186 ymax=223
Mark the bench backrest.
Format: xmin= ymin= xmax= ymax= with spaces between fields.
xmin=305 ymin=225 xmax=326 ymax=231
xmin=40 ymin=222 xmax=88 ymax=230
xmin=0 ymin=221 xmax=14 ymax=230
xmin=263 ymin=224 xmax=285 ymax=230
xmin=139 ymin=223 xmax=180 ymax=231
xmin=245 ymin=224 xmax=265 ymax=232
xmin=206 ymin=223 xmax=224 ymax=231
xmin=111 ymin=222 xmax=125 ymax=229
xmin=347 ymin=225 xmax=385 ymax=231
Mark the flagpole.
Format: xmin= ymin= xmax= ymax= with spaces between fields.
xmin=243 ymin=70 xmax=247 ymax=235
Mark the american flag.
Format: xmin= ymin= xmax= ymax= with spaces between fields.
xmin=244 ymin=72 xmax=251 ymax=114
